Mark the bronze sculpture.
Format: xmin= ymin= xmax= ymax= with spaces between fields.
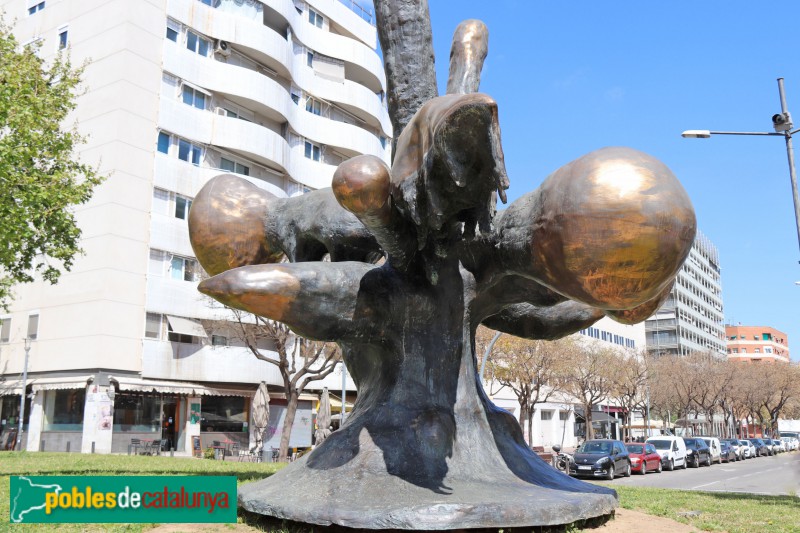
xmin=188 ymin=4 xmax=696 ymax=529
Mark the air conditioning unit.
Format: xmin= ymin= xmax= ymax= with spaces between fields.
xmin=215 ymin=40 xmax=230 ymax=56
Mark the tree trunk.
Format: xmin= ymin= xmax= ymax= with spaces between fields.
xmin=584 ymin=404 xmax=594 ymax=440
xmin=279 ymin=389 xmax=299 ymax=461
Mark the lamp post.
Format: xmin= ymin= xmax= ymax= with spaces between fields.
xmin=16 ymin=337 xmax=32 ymax=451
xmin=682 ymin=77 xmax=800 ymax=259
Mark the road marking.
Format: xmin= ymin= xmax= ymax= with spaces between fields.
xmin=691 ymin=480 xmax=720 ymax=489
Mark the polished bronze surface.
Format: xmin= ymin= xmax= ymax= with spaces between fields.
xmin=446 ymin=20 xmax=488 ymax=95
xmin=498 ymin=146 xmax=696 ymax=310
xmin=187 ymin=174 xmax=282 ymax=276
xmin=605 ymin=281 xmax=675 ymax=324
xmin=332 ymin=154 xmax=392 ymax=223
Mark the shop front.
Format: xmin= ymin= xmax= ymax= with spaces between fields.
xmin=110 ymin=391 xmax=186 ymax=454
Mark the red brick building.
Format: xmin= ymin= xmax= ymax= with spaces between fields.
xmin=725 ymin=325 xmax=790 ymax=363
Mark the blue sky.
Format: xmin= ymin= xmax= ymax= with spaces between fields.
xmin=398 ymin=1 xmax=800 ymax=359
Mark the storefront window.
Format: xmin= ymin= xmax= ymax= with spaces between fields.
xmin=43 ymin=389 xmax=85 ymax=431
xmin=112 ymin=392 xmax=161 ymax=433
xmin=1 ymin=395 xmax=30 ymax=433
xmin=200 ymin=396 xmax=248 ymax=433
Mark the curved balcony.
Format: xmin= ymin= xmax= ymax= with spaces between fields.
xmin=163 ymin=47 xmax=389 ymax=156
xmin=158 ymin=97 xmax=338 ymax=190
xmin=308 ymin=0 xmax=376 ymax=48
xmin=167 ymin=0 xmax=386 ymax=95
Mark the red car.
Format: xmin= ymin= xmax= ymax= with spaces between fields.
xmin=625 ymin=442 xmax=663 ymax=474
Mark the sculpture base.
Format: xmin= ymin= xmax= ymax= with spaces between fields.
xmin=239 ymin=454 xmax=617 ymax=530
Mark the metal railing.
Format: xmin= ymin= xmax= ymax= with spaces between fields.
xmin=337 ymin=0 xmax=374 ymax=25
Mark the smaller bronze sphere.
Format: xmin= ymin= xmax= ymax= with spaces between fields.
xmin=332 ymin=154 xmax=391 ymax=217
xmin=188 ymin=174 xmax=282 ymax=276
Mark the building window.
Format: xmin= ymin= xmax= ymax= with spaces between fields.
xmin=740 ymin=348 xmax=746 ymax=353
xmin=380 ymin=136 xmax=386 ymax=149
xmin=145 ymin=313 xmax=163 ymax=339
xmin=28 ymin=1 xmax=45 ymax=15
xmin=57 ymin=27 xmax=68 ymax=50
xmin=220 ymin=157 xmax=250 ymax=176
xmin=305 ymin=97 xmax=321 ymax=115
xmin=540 ymin=410 xmax=554 ymax=421
xmin=113 ymin=392 xmax=161 ymax=432
xmin=186 ymin=30 xmax=210 ymax=56
xmin=43 ymin=389 xmax=85 ymax=431
xmin=170 ymin=256 xmax=197 ymax=282
xmin=182 ymin=85 xmax=206 ymax=110
xmin=178 ymin=139 xmax=202 ymax=165
xmin=308 ymin=8 xmax=323 ymax=28
xmin=211 ymin=335 xmax=228 ymax=346
xmin=559 ymin=411 xmax=570 ymax=421
xmin=764 ymin=347 xmax=773 ymax=354
xmin=754 ymin=348 xmax=760 ymax=353
xmin=304 ymin=141 xmax=320 ymax=161
xmin=27 ymin=313 xmax=39 ymax=340
xmin=307 ymin=51 xmax=314 ymax=67
xmin=291 ymin=92 xmax=300 ymax=105
xmin=157 ymin=132 xmax=170 ymax=154
xmin=166 ymin=26 xmax=178 ymax=42
xmin=200 ymin=396 xmax=247 ymax=433
xmin=175 ymin=195 xmax=192 ymax=220
xmin=0 ymin=317 xmax=10 ymax=343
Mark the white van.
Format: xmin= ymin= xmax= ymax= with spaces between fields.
xmin=699 ymin=437 xmax=722 ymax=464
xmin=646 ymin=435 xmax=687 ymax=471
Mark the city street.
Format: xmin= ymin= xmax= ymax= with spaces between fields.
xmin=590 ymin=452 xmax=800 ymax=496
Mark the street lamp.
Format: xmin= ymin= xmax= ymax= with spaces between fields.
xmin=682 ymin=77 xmax=800 ymax=259
xmin=17 ymin=337 xmax=32 ymax=451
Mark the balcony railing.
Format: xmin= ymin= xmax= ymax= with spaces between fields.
xmin=338 ymin=0 xmax=374 ymax=25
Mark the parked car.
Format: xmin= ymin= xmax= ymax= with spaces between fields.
xmin=682 ymin=437 xmax=712 ymax=467
xmin=780 ymin=436 xmax=799 ymax=451
xmin=770 ymin=438 xmax=786 ymax=453
xmin=569 ymin=439 xmax=631 ymax=480
xmin=646 ymin=435 xmax=687 ymax=471
xmin=720 ymin=438 xmax=744 ymax=460
xmin=625 ymin=442 xmax=662 ymax=475
xmin=739 ymin=439 xmax=756 ymax=458
xmin=719 ymin=441 xmax=737 ymax=463
xmin=699 ymin=437 xmax=722 ymax=464
xmin=750 ymin=438 xmax=772 ymax=456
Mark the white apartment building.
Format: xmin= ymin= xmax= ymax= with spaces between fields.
xmin=0 ymin=0 xmax=389 ymax=455
xmin=488 ymin=317 xmax=646 ymax=450
xmin=645 ymin=229 xmax=726 ymax=357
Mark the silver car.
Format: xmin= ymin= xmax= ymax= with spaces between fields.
xmin=739 ymin=439 xmax=756 ymax=458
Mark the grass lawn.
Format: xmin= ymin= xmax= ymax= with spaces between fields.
xmin=597 ymin=483 xmax=800 ymax=533
xmin=0 ymin=451 xmax=283 ymax=532
xmin=3 ymin=452 xmax=799 ymax=532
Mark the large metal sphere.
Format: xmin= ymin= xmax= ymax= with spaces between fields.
xmin=501 ymin=147 xmax=696 ymax=310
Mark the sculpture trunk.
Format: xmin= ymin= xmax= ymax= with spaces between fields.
xmin=238 ymin=262 xmax=617 ymax=528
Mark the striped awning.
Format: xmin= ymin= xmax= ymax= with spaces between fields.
xmin=110 ymin=376 xmax=253 ymax=397
xmin=30 ymin=375 xmax=94 ymax=392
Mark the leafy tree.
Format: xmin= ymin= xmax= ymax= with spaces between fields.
xmin=0 ymin=21 xmax=103 ymax=309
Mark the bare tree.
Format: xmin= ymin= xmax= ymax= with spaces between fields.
xmin=485 ymin=331 xmax=573 ymax=445
xmin=609 ymin=349 xmax=647 ymax=440
xmin=761 ymin=363 xmax=800 ymax=435
xmin=229 ymin=311 xmax=340 ymax=461
xmin=558 ymin=343 xmax=618 ymax=440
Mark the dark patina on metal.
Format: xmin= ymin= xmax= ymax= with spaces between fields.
xmin=188 ymin=5 xmax=696 ymax=529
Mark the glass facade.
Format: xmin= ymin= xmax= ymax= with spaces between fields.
xmin=200 ymin=396 xmax=248 ymax=433
xmin=43 ymin=389 xmax=85 ymax=431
